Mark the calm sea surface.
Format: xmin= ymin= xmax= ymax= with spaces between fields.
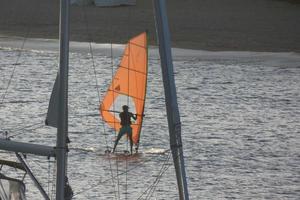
xmin=0 ymin=39 xmax=300 ymax=199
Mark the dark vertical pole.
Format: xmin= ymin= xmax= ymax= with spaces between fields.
xmin=56 ymin=0 xmax=69 ymax=199
xmin=153 ymin=0 xmax=189 ymax=199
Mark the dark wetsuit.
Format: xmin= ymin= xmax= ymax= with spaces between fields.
xmin=113 ymin=111 xmax=137 ymax=154
xmin=120 ymin=112 xmax=135 ymax=126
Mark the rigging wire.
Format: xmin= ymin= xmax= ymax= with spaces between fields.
xmin=125 ymin=156 xmax=128 ymax=200
xmin=72 ymin=152 xmax=159 ymax=197
xmin=116 ymin=158 xmax=121 ymax=200
xmin=82 ymin=5 xmax=118 ymax=199
xmin=136 ymin=151 xmax=172 ymax=200
xmin=47 ymin=158 xmax=51 ymax=197
xmin=0 ymin=0 xmax=41 ymax=105
xmin=5 ymin=121 xmax=44 ymax=139
xmin=145 ymin=152 xmax=172 ymax=199
xmin=20 ymin=154 xmax=55 ymax=200
xmin=125 ymin=5 xmax=133 ymax=200
xmin=0 ymin=37 xmax=28 ymax=105
xmin=109 ymin=141 xmax=118 ymax=200
xmin=110 ymin=18 xmax=116 ymax=142
xmin=107 ymin=6 xmax=120 ymax=200
xmin=72 ymin=150 xmax=173 ymax=199
xmin=0 ymin=0 xmax=45 ymax=144
xmin=51 ymin=159 xmax=56 ymax=200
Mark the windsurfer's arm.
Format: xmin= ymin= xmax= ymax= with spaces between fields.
xmin=119 ymin=113 xmax=123 ymax=124
xmin=131 ymin=113 xmax=137 ymax=120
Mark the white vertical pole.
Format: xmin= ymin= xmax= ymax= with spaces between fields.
xmin=153 ymin=0 xmax=189 ymax=199
xmin=56 ymin=0 xmax=69 ymax=199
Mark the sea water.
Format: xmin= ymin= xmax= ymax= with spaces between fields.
xmin=0 ymin=37 xmax=299 ymax=199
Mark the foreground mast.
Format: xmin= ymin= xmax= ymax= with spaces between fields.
xmin=153 ymin=0 xmax=189 ymax=199
xmin=56 ymin=0 xmax=70 ymax=199
xmin=0 ymin=0 xmax=70 ymax=199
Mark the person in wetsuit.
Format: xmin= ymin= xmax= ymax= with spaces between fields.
xmin=112 ymin=105 xmax=137 ymax=154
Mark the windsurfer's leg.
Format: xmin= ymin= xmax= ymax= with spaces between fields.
xmin=128 ymin=127 xmax=133 ymax=154
xmin=112 ymin=135 xmax=120 ymax=153
xmin=113 ymin=128 xmax=124 ymax=153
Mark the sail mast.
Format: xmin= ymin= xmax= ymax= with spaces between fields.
xmin=153 ymin=0 xmax=189 ymax=199
xmin=56 ymin=0 xmax=70 ymax=199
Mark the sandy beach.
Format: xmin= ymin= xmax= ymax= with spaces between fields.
xmin=0 ymin=0 xmax=300 ymax=52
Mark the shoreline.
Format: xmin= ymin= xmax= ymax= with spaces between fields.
xmin=1 ymin=34 xmax=300 ymax=63
xmin=0 ymin=0 xmax=300 ymax=52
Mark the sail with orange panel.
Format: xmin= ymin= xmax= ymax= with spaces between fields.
xmin=99 ymin=32 xmax=148 ymax=150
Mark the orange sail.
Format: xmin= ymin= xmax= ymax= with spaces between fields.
xmin=100 ymin=32 xmax=148 ymax=146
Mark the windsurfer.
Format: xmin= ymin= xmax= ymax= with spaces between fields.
xmin=112 ymin=105 xmax=137 ymax=154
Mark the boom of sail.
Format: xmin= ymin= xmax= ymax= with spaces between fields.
xmin=100 ymin=32 xmax=148 ymax=147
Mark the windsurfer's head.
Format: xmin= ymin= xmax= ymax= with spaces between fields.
xmin=122 ymin=105 xmax=129 ymax=111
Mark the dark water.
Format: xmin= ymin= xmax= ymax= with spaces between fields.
xmin=0 ymin=43 xmax=300 ymax=199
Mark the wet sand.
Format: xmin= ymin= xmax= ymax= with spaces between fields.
xmin=0 ymin=0 xmax=300 ymax=52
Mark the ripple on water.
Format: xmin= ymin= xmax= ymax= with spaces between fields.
xmin=0 ymin=49 xmax=300 ymax=199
